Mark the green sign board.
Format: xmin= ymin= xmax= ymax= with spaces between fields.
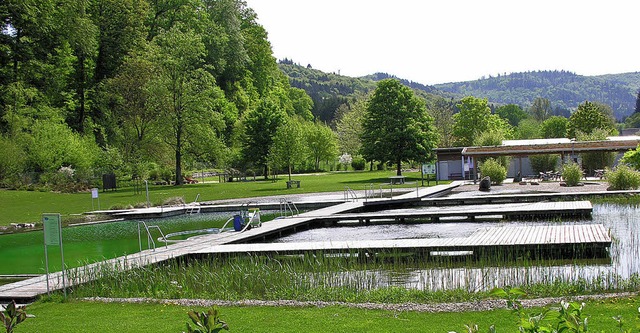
xmin=43 ymin=213 xmax=61 ymax=246
xmin=422 ymin=163 xmax=436 ymax=175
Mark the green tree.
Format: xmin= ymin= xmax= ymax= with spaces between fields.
xmin=636 ymin=89 xmax=640 ymax=114
xmin=496 ymin=104 xmax=528 ymax=127
xmin=529 ymin=97 xmax=552 ymax=122
xmin=305 ymin=121 xmax=337 ymax=171
xmin=335 ymin=96 xmax=367 ymax=155
xmin=576 ymin=128 xmax=615 ymax=176
xmin=428 ymin=98 xmax=456 ymax=147
xmin=514 ymin=118 xmax=540 ymax=139
xmin=567 ymin=101 xmax=616 ymax=138
xmin=288 ymin=87 xmax=314 ymax=121
xmin=242 ymin=97 xmax=286 ymax=178
xmin=361 ymin=79 xmax=437 ymax=176
xmin=453 ymin=96 xmax=512 ymax=146
xmin=621 ymin=144 xmax=640 ymax=170
xmin=269 ymin=118 xmax=307 ymax=181
xmin=540 ymin=116 xmax=568 ymax=138
xmin=150 ymin=26 xmax=224 ymax=185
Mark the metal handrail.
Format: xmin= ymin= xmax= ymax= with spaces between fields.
xmin=343 ymin=186 xmax=358 ymax=202
xmin=186 ymin=194 xmax=201 ymax=215
xmin=364 ymin=183 xmax=375 ymax=202
xmin=279 ymin=198 xmax=299 ymax=217
xmin=137 ymin=222 xmax=168 ymax=252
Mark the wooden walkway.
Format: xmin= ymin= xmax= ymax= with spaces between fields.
xmin=316 ymin=201 xmax=592 ymax=223
xmin=0 ymin=183 xmax=603 ymax=302
xmin=191 ymin=224 xmax=611 ymax=255
xmin=420 ymin=189 xmax=640 ymax=207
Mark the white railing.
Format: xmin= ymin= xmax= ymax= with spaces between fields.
xmin=343 ymin=186 xmax=358 ymax=202
xmin=279 ymin=198 xmax=299 ymax=217
xmin=137 ymin=222 xmax=168 ymax=252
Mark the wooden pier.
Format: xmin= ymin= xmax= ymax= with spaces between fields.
xmin=192 ymin=224 xmax=611 ymax=257
xmin=0 ymin=183 xmax=607 ymax=302
xmin=316 ymin=201 xmax=592 ymax=224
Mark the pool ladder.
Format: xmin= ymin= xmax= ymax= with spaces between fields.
xmin=137 ymin=221 xmax=168 ymax=252
xmin=279 ymin=198 xmax=299 ymax=217
xmin=186 ymin=193 xmax=201 ymax=215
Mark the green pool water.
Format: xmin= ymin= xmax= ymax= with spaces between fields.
xmin=0 ymin=214 xmax=229 ymax=275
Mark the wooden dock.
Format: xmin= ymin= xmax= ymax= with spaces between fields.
xmin=191 ymin=224 xmax=611 ymax=256
xmin=315 ymin=201 xmax=592 ymax=223
xmin=0 ymin=183 xmax=604 ymax=302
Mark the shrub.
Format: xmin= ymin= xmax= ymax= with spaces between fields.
xmin=351 ymin=156 xmax=366 ymax=170
xmin=529 ymin=154 xmax=559 ymax=174
xmin=479 ymin=158 xmax=506 ymax=185
xmin=562 ymin=162 xmax=583 ymax=186
xmin=605 ymin=164 xmax=640 ymax=190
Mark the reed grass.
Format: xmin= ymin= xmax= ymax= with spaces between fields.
xmin=68 ymin=247 xmax=637 ymax=303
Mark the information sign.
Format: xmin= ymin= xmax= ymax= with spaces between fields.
xmin=43 ymin=214 xmax=61 ymax=246
xmin=422 ymin=163 xmax=436 ymax=175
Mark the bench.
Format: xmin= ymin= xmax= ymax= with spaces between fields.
xmin=286 ymin=180 xmax=301 ymax=189
xmin=389 ymin=176 xmax=406 ymax=185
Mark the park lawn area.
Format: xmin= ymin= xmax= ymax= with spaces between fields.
xmin=0 ymin=170 xmax=438 ymax=226
xmin=15 ymin=297 xmax=640 ymax=332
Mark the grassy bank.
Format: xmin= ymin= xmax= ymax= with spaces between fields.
xmin=0 ymin=170 xmax=430 ymax=226
xmin=15 ymin=296 xmax=640 ymax=333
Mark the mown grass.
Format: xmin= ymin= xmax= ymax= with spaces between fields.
xmin=0 ymin=170 xmax=430 ymax=226
xmin=15 ymin=296 xmax=640 ymax=333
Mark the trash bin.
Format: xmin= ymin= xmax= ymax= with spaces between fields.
xmin=233 ymin=215 xmax=243 ymax=231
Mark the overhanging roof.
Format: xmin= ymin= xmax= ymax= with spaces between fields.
xmin=461 ymin=136 xmax=640 ymax=157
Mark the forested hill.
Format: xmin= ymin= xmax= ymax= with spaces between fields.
xmin=278 ymin=61 xmax=376 ymax=123
xmin=278 ymin=62 xmax=445 ymax=123
xmin=434 ymin=70 xmax=640 ymax=120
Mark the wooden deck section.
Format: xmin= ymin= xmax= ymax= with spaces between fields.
xmin=420 ymin=189 xmax=640 ymax=207
xmin=191 ymin=224 xmax=611 ymax=256
xmin=316 ymin=201 xmax=592 ymax=223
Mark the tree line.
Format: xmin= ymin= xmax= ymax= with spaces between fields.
xmin=0 ymin=0 xmax=335 ymax=189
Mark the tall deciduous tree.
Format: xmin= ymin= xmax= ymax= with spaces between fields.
xmin=269 ymin=118 xmax=306 ymax=181
xmin=529 ymin=97 xmax=552 ymax=122
xmin=635 ymin=89 xmax=640 ymax=114
xmin=335 ymin=96 xmax=367 ymax=155
xmin=151 ymin=26 xmax=223 ymax=185
xmin=427 ymin=98 xmax=456 ymax=148
xmin=453 ymin=96 xmax=491 ymax=147
xmin=242 ymin=97 xmax=286 ymax=178
xmin=361 ymin=79 xmax=437 ymax=176
xmin=567 ymin=101 xmax=616 ymax=138
xmin=305 ymin=121 xmax=337 ymax=171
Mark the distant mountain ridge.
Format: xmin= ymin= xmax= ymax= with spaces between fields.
xmin=433 ymin=70 xmax=640 ymax=120
xmin=278 ymin=61 xmax=640 ymax=122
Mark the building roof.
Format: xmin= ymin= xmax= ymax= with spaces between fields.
xmin=461 ymin=136 xmax=640 ymax=157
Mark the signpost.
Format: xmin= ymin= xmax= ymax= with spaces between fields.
xmin=42 ymin=213 xmax=66 ymax=297
xmin=421 ymin=163 xmax=436 ymax=186
xmin=91 ymin=187 xmax=100 ymax=210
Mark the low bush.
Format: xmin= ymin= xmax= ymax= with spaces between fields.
xmin=479 ymin=158 xmax=506 ymax=185
xmin=605 ymin=164 xmax=640 ymax=190
xmin=351 ymin=156 xmax=366 ymax=171
xmin=562 ymin=162 xmax=583 ymax=186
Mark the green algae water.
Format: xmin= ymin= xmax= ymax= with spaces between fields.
xmin=0 ymin=213 xmax=228 ymax=274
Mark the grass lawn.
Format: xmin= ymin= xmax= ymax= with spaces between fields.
xmin=0 ymin=170 xmax=440 ymax=226
xmin=15 ymin=297 xmax=640 ymax=332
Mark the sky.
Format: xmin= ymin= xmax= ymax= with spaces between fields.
xmin=244 ymin=0 xmax=640 ymax=85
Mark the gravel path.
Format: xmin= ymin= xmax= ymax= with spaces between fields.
xmin=85 ymin=292 xmax=636 ymax=313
